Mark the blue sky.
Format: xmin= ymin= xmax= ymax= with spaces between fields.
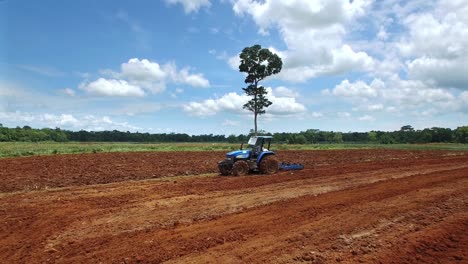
xmin=1 ymin=0 xmax=467 ymax=135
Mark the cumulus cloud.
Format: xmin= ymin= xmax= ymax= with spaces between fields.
xmin=162 ymin=62 xmax=210 ymax=88
xmin=233 ymin=0 xmax=371 ymax=32
xmin=267 ymin=88 xmax=307 ymax=115
xmin=40 ymin=113 xmax=80 ymax=126
xmin=79 ymin=78 xmax=145 ymax=97
xmin=231 ymin=0 xmax=375 ymax=82
xmin=328 ymin=79 xmax=381 ymax=98
xmin=183 ymin=87 xmax=306 ymax=117
xmin=81 ymin=58 xmax=210 ymax=97
xmin=121 ymin=58 xmax=167 ymax=82
xmin=0 ymin=111 xmax=140 ymax=131
xmin=407 ymin=57 xmax=468 ymax=89
xmin=273 ymin=86 xmax=299 ymax=98
xmin=397 ymin=1 xmax=468 ymax=90
xmin=313 ymin=0 xmax=468 ymax=120
xmin=325 ymin=76 xmax=466 ymax=116
xmin=183 ymin=92 xmax=247 ymax=116
xmin=227 ymin=54 xmax=240 ymax=70
xmin=165 ymin=0 xmax=211 ymax=13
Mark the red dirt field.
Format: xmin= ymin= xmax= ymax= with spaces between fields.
xmin=0 ymin=149 xmax=467 ymax=263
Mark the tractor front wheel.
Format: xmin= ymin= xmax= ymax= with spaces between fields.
xmin=218 ymin=160 xmax=232 ymax=176
xmin=259 ymin=155 xmax=279 ymax=174
xmin=232 ymin=160 xmax=249 ymax=176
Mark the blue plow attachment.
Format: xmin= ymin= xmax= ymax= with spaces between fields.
xmin=279 ymin=162 xmax=304 ymax=171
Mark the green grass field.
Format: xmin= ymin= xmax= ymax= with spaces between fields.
xmin=0 ymin=142 xmax=467 ymax=158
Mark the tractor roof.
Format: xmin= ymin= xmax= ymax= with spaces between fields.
xmin=250 ymin=136 xmax=273 ymax=139
xmin=248 ymin=136 xmax=273 ymax=145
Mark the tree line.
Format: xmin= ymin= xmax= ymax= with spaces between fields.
xmin=0 ymin=124 xmax=467 ymax=144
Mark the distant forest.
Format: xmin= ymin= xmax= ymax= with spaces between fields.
xmin=0 ymin=124 xmax=467 ymax=144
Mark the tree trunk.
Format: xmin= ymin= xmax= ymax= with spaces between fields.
xmin=254 ymin=89 xmax=258 ymax=136
xmin=254 ymin=112 xmax=258 ymax=136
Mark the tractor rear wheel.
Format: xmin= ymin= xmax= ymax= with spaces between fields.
xmin=259 ymin=155 xmax=279 ymax=174
xmin=232 ymin=160 xmax=249 ymax=176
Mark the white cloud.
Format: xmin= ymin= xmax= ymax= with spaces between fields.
xmin=80 ymin=115 xmax=140 ymax=131
xmin=314 ymin=0 xmax=468 ymax=120
xmin=40 ymin=113 xmax=80 ymax=126
xmin=337 ymin=112 xmax=351 ymax=118
xmin=183 ymin=92 xmax=247 ymax=116
xmin=120 ymin=59 xmax=210 ymax=92
xmin=171 ymin=66 xmax=210 ymax=88
xmin=325 ymin=76 xmax=466 ymax=117
xmin=407 ymin=57 xmax=468 ymax=89
xmin=292 ymin=0 xmax=468 ymax=124
xmin=121 ymin=58 xmax=167 ymax=82
xmin=232 ymin=0 xmax=375 ymax=82
xmin=368 ymin=104 xmax=384 ymax=111
xmin=311 ymin=112 xmax=323 ymax=118
xmin=377 ymin=25 xmax=388 ymax=40
xmin=0 ymin=111 xmax=35 ymax=123
xmin=62 ymin=88 xmax=76 ymax=96
xmin=222 ymin=119 xmax=240 ymax=126
xmin=79 ymin=78 xmax=145 ymax=97
xmin=266 ymin=88 xmax=307 ymax=115
xmin=351 ymin=104 xmax=384 ymax=112
xmin=170 ymin=87 xmax=185 ymax=98
xmin=233 ymin=0 xmax=371 ymax=32
xmin=227 ymin=54 xmax=240 ymax=70
xmin=183 ymin=87 xmax=306 ymax=117
xmin=396 ymin=1 xmax=468 ymax=90
xmin=82 ymin=58 xmax=210 ymax=97
xmin=398 ymin=11 xmax=468 ymax=59
xmin=331 ymin=79 xmax=380 ymax=98
xmin=0 ymin=111 xmax=140 ymax=131
xmin=386 ymin=106 xmax=398 ymax=113
xmin=165 ymin=0 xmax=211 ymax=13
xmin=358 ymin=115 xmax=375 ymax=121
xmin=274 ymin=86 xmax=299 ymax=98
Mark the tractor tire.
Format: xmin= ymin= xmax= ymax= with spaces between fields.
xmin=259 ymin=155 xmax=279 ymax=174
xmin=218 ymin=161 xmax=231 ymax=176
xmin=232 ymin=160 xmax=249 ymax=176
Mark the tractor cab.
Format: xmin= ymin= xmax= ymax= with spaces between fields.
xmin=246 ymin=136 xmax=272 ymax=158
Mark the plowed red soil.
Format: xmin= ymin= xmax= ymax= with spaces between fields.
xmin=0 ymin=149 xmax=467 ymax=263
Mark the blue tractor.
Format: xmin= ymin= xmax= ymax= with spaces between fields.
xmin=218 ymin=136 xmax=280 ymax=176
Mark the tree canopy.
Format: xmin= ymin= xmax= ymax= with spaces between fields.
xmin=1 ymin=125 xmax=467 ymax=144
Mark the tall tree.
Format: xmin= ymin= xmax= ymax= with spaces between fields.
xmin=239 ymin=44 xmax=282 ymax=136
